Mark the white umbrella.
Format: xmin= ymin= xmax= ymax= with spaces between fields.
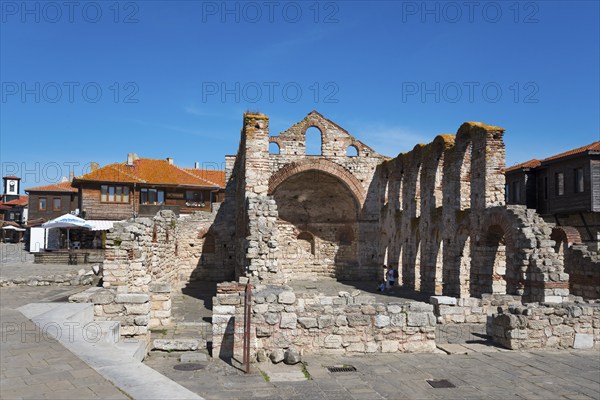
xmin=42 ymin=214 xmax=93 ymax=249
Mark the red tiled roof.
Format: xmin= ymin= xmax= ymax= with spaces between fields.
xmin=74 ymin=159 xmax=224 ymax=188
xmin=26 ymin=181 xmax=78 ymax=193
xmin=505 ymin=159 xmax=542 ymax=173
xmin=0 ymin=205 xmax=11 ymax=211
xmin=506 ymin=141 xmax=600 ymax=173
xmin=2 ymin=196 xmax=28 ymax=206
xmin=542 ymin=141 xmax=600 ymax=163
xmin=3 ymin=175 xmax=20 ymax=179
xmin=184 ymin=169 xmax=226 ymax=187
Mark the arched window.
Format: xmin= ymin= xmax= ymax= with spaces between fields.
xmin=305 ymin=126 xmax=322 ymax=155
xmin=346 ymin=145 xmax=358 ymax=157
xmin=269 ymin=142 xmax=280 ymax=155
xmin=297 ymin=231 xmax=315 ymax=255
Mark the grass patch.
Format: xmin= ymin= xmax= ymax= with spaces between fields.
xmin=150 ymin=328 xmax=168 ymax=336
xmin=301 ymin=362 xmax=311 ymax=380
xmin=259 ymin=369 xmax=270 ymax=382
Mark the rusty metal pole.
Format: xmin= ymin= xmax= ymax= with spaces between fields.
xmin=243 ymin=283 xmax=252 ymax=374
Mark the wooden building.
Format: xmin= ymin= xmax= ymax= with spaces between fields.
xmin=505 ymin=141 xmax=600 ymax=215
xmin=72 ymin=154 xmax=226 ymax=220
xmin=25 ymin=181 xmax=79 ymax=222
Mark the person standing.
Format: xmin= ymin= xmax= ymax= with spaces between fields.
xmin=387 ymin=265 xmax=396 ymax=288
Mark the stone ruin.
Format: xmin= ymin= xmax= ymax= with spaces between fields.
xmin=84 ymin=111 xmax=599 ymax=360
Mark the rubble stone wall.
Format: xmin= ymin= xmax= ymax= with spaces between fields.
xmin=492 ymin=300 xmax=600 ymax=350
xmin=212 ymin=282 xmax=437 ymax=362
xmin=431 ymin=294 xmax=522 ymax=325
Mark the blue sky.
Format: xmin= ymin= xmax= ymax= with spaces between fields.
xmin=1 ymin=0 xmax=599 ymax=191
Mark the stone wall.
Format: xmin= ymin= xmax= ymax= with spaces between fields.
xmin=492 ymin=300 xmax=600 ymax=350
xmin=212 ymin=282 xmax=437 ymax=363
xmin=70 ymin=287 xmax=151 ymax=345
xmin=431 ymin=294 xmax=522 ymax=325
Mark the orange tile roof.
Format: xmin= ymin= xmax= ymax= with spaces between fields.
xmin=542 ymin=141 xmax=600 ymax=163
xmin=75 ymin=158 xmax=224 ymax=188
xmin=26 ymin=181 xmax=78 ymax=193
xmin=506 ymin=141 xmax=600 ymax=173
xmin=505 ymin=159 xmax=542 ymax=173
xmin=184 ymin=169 xmax=226 ymax=187
xmin=2 ymin=196 xmax=28 ymax=206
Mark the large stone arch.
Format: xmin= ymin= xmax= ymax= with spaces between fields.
xmin=268 ymin=159 xmax=366 ymax=206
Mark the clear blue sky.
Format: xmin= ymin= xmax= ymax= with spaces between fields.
xmin=1 ymin=0 xmax=599 ymax=191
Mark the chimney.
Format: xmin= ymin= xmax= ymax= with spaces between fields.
xmin=90 ymin=162 xmax=99 ymax=172
xmin=127 ymin=153 xmax=134 ymax=166
xmin=194 ymin=162 xmax=200 ymax=169
xmin=69 ymin=170 xmax=74 ymax=181
xmin=167 ymin=157 xmax=174 ymax=165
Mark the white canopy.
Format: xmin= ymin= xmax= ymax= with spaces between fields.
xmin=42 ymin=214 xmax=93 ymax=230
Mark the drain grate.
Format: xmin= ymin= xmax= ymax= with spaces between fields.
xmin=326 ymin=365 xmax=357 ymax=373
xmin=174 ymin=363 xmax=206 ymax=371
xmin=426 ymin=379 xmax=456 ymax=388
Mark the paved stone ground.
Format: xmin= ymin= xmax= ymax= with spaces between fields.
xmin=0 ymin=243 xmax=89 ymax=280
xmin=144 ymin=279 xmax=600 ymax=400
xmin=144 ymin=348 xmax=600 ymax=400
xmin=0 ymin=285 xmax=128 ymax=400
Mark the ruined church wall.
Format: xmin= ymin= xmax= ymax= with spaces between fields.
xmin=212 ymin=282 xmax=437 ymax=362
xmin=375 ymin=123 xmax=570 ymax=303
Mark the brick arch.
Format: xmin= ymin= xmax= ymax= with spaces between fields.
xmin=550 ymin=226 xmax=582 ymax=249
xmin=268 ymin=159 xmax=366 ymax=205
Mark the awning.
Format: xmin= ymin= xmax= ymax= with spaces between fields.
xmin=1 ymin=226 xmax=25 ymax=232
xmin=42 ymin=214 xmax=93 ymax=230
xmin=86 ymin=220 xmax=117 ymax=231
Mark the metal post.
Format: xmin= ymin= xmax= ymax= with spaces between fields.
xmin=243 ymin=283 xmax=252 ymax=374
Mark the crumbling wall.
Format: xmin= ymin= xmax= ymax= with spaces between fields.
xmin=211 ymin=282 xmax=437 ymax=361
xmin=492 ymin=300 xmax=600 ymax=350
xmin=375 ymin=123 xmax=569 ymax=303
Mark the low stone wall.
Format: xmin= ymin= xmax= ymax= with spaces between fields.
xmin=0 ymin=272 xmax=96 ymax=287
xmin=149 ymin=283 xmax=171 ymax=328
xmin=565 ymin=244 xmax=600 ymax=300
xmin=212 ymin=282 xmax=437 ymax=363
xmin=492 ymin=300 xmax=600 ymax=350
xmin=70 ymin=287 xmax=151 ymax=346
xmin=431 ymin=294 xmax=522 ymax=325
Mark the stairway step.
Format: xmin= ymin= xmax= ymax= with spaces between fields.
xmin=115 ymin=340 xmax=147 ymax=362
xmin=153 ymin=338 xmax=206 ymax=351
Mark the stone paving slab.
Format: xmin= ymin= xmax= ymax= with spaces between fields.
xmin=0 ymin=287 xmax=128 ymax=400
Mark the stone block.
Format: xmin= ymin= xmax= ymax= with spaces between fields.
xmin=213 ymin=305 xmax=236 ymax=315
xmin=347 ymin=314 xmax=371 ymax=327
xmin=125 ymin=303 xmax=151 ymax=315
xmin=430 ymin=296 xmax=457 ymax=306
xmin=134 ymin=315 xmax=149 ymax=326
xmin=324 ymin=334 xmax=343 ymax=348
xmin=115 ymin=293 xmax=149 ymax=304
xmin=278 ymin=291 xmax=296 ymax=305
xmin=153 ymin=339 xmax=203 ymax=351
xmin=407 ymin=312 xmax=430 ymax=327
xmin=335 ymin=315 xmax=348 ymax=327
xmin=408 ymin=303 xmax=434 ymax=312
xmin=103 ymin=303 xmax=124 ymax=314
xmin=374 ymin=315 xmax=390 ymax=328
xmin=381 ymin=340 xmax=399 ymax=352
xmin=280 ymin=313 xmax=297 ymax=329
xmin=298 ymin=317 xmax=317 ymax=329
xmin=318 ymin=315 xmax=334 ymax=329
xmin=91 ymin=290 xmax=116 ymax=305
xmin=149 ymin=283 xmax=171 ymax=293
xmin=574 ymin=333 xmax=594 ymax=350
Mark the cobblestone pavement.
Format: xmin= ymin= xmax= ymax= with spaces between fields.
xmin=144 ymin=348 xmax=600 ymax=400
xmin=149 ymin=281 xmax=600 ymax=400
xmin=0 ymin=243 xmax=89 ymax=280
xmin=0 ymin=286 xmax=128 ymax=400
